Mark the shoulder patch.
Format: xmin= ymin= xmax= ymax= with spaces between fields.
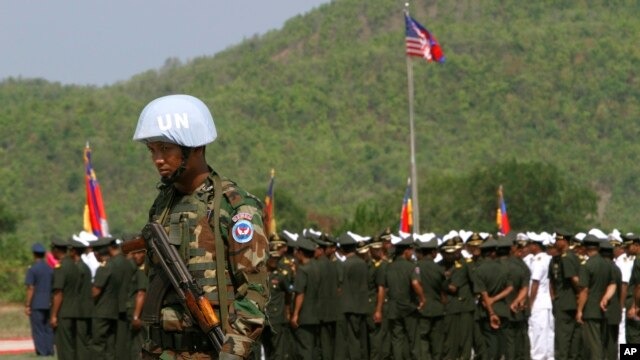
xmin=232 ymin=213 xmax=253 ymax=222
xmin=232 ymin=219 xmax=254 ymax=243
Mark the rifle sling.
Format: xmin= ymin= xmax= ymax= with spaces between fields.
xmin=211 ymin=173 xmax=230 ymax=332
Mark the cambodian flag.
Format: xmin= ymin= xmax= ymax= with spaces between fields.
xmin=399 ymin=178 xmax=413 ymax=233
xmin=496 ymin=185 xmax=511 ymax=235
xmin=83 ymin=143 xmax=109 ymax=237
xmin=405 ymin=13 xmax=445 ymax=63
xmin=264 ymin=169 xmax=276 ymax=237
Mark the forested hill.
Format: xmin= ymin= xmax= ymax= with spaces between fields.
xmin=1 ymin=0 xmax=639 ymax=244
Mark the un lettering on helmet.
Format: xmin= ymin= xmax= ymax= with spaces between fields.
xmin=133 ymin=94 xmax=217 ymax=147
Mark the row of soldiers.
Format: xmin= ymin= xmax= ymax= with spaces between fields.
xmin=47 ymin=234 xmax=147 ymax=360
xmin=261 ymin=227 xmax=639 ymax=360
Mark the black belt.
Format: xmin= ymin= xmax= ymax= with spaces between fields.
xmin=148 ymin=325 xmax=215 ymax=352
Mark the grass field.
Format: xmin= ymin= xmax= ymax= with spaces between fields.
xmin=0 ymin=303 xmax=45 ymax=359
xmin=0 ymin=303 xmax=30 ymax=338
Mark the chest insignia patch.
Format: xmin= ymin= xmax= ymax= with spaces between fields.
xmin=232 ymin=219 xmax=254 ymax=243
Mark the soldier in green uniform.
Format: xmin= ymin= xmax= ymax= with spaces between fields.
xmin=440 ymin=235 xmax=476 ymax=360
xmin=263 ymin=243 xmax=290 ymax=360
xmin=50 ymin=237 xmax=79 ymax=360
xmin=464 ymin=232 xmax=488 ymax=360
xmin=414 ymin=235 xmax=445 ymax=360
xmin=576 ymin=235 xmax=616 ymax=360
xmin=105 ymin=236 xmax=137 ymax=360
xmin=91 ymin=237 xmax=121 ymax=360
xmin=69 ymin=237 xmax=95 ymax=359
xmin=304 ymin=229 xmax=339 ymax=360
xmin=126 ymin=237 xmax=147 ymax=360
xmin=549 ymin=230 xmax=582 ymax=360
xmin=369 ymin=232 xmax=392 ymax=360
xmin=337 ymin=232 xmax=369 ymax=360
xmin=290 ymin=237 xmax=321 ymax=360
xmin=133 ymin=95 xmax=269 ymax=360
xmin=473 ymin=237 xmax=513 ymax=360
xmin=601 ymin=238 xmax=622 ymax=360
xmin=383 ymin=234 xmax=425 ymax=360
xmin=498 ymin=235 xmax=530 ymax=360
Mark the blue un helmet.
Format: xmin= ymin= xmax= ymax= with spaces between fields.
xmin=133 ymin=94 xmax=217 ymax=184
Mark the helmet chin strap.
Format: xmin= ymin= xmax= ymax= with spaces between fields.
xmin=160 ymin=147 xmax=192 ymax=185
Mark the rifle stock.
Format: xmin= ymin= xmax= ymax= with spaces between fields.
xmin=121 ymin=236 xmax=146 ymax=254
xmin=142 ymin=222 xmax=225 ymax=353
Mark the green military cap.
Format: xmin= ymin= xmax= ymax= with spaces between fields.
xmin=337 ymin=232 xmax=358 ymax=246
xmin=377 ymin=227 xmax=392 ymax=242
xmin=439 ymin=238 xmax=458 ymax=253
xmin=68 ymin=237 xmax=89 ymax=249
xmin=480 ymin=237 xmax=498 ymax=249
xmin=496 ymin=235 xmax=513 ymax=249
xmin=92 ymin=236 xmax=114 ymax=250
xmin=268 ymin=233 xmax=287 ymax=248
xmin=503 ymin=232 xmax=517 ymax=244
xmin=608 ymin=230 xmax=623 ymax=247
xmin=600 ymin=240 xmax=614 ymax=250
xmin=279 ymin=230 xmax=299 ymax=248
xmin=582 ymin=234 xmax=602 ymax=247
xmin=391 ymin=233 xmax=414 ymax=248
xmin=294 ymin=237 xmax=318 ymax=252
xmin=369 ymin=235 xmax=384 ymax=249
xmin=415 ymin=233 xmax=438 ymax=250
xmin=554 ymin=229 xmax=573 ymax=242
xmin=356 ymin=240 xmax=370 ymax=254
xmin=304 ymin=228 xmax=331 ymax=247
xmin=322 ymin=233 xmax=338 ymax=245
xmin=50 ymin=237 xmax=69 ymax=248
xmin=622 ymin=232 xmax=640 ymax=246
xmin=467 ymin=232 xmax=484 ymax=246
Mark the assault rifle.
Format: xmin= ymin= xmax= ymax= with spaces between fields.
xmin=134 ymin=222 xmax=225 ymax=353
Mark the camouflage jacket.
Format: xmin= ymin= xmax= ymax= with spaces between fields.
xmin=146 ymin=168 xmax=269 ymax=358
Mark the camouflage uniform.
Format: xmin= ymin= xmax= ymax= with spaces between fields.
xmin=142 ymin=170 xmax=269 ymax=359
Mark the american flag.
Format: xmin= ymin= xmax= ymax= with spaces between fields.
xmin=405 ymin=13 xmax=445 ymax=63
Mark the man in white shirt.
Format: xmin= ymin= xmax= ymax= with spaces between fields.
xmin=527 ymin=233 xmax=554 ymax=360
xmin=617 ymin=233 xmax=638 ymax=344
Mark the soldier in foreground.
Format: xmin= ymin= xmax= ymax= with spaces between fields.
xmin=132 ymin=94 xmax=269 ymax=359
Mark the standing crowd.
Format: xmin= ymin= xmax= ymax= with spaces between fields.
xmin=24 ymin=231 xmax=147 ymax=360
xmin=262 ymin=227 xmax=639 ymax=360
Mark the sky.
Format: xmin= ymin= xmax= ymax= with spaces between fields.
xmin=0 ymin=1 xmax=331 ymax=86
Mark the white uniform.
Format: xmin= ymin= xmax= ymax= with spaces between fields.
xmin=616 ymin=253 xmax=635 ymax=344
xmin=528 ymin=251 xmax=554 ymax=360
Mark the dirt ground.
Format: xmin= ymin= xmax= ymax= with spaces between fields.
xmin=0 ymin=303 xmax=31 ymax=339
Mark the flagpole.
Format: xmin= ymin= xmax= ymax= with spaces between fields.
xmin=406 ymin=48 xmax=420 ymax=234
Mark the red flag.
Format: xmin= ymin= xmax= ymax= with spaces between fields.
xmin=264 ymin=169 xmax=276 ymax=237
xmin=399 ymin=178 xmax=413 ymax=233
xmin=497 ymin=185 xmax=511 ymax=234
xmin=83 ymin=143 xmax=109 ymax=237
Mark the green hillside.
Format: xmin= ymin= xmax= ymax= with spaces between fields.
xmin=1 ymin=0 xmax=639 ymax=246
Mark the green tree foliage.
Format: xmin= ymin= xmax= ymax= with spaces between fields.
xmin=0 ymin=0 xmax=637 ymax=251
xmin=423 ymin=160 xmax=597 ymax=233
xmin=0 ymin=202 xmax=29 ymax=302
